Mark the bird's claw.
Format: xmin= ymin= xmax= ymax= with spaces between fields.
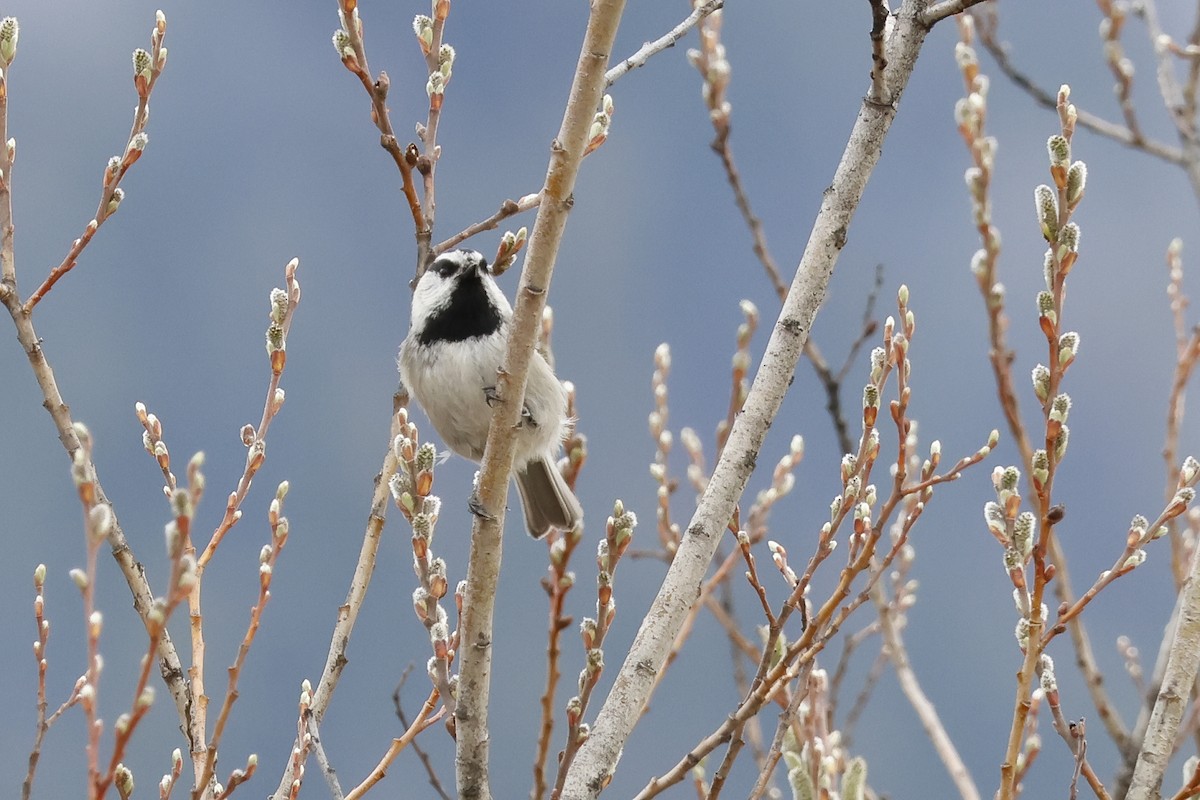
xmin=468 ymin=491 xmax=496 ymax=522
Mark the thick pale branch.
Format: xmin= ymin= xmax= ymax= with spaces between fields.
xmin=454 ymin=3 xmax=628 ymax=799
xmin=1127 ymin=546 xmax=1200 ymax=799
xmin=560 ymin=3 xmax=942 ymax=796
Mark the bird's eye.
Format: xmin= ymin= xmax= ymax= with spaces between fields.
xmin=433 ymin=258 xmax=458 ymax=278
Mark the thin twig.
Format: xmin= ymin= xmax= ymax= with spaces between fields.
xmin=689 ymin=5 xmax=860 ymax=455
xmin=745 ymin=675 xmax=807 ymax=800
xmin=433 ymin=3 xmax=723 ymax=261
xmin=873 ymin=578 xmax=981 ymax=800
xmin=532 ymin=525 xmax=583 ymax=800
xmin=973 ymin=10 xmax=1185 ymax=166
xmin=415 ymin=0 xmax=450 ymax=272
xmin=22 ymin=565 xmax=51 ymax=800
xmin=344 ymin=690 xmax=444 ymax=800
xmin=1 ymin=13 xmax=197 ymax=750
xmin=433 ymin=193 xmax=541 ymax=257
xmin=604 ymin=0 xmax=723 ymax=87
xmin=393 ymin=669 xmax=452 ymax=800
xmin=635 ymin=294 xmax=992 ymax=800
xmin=955 ymin=17 xmax=1133 ymax=763
xmin=307 ymin=713 xmax=345 ymax=800
xmin=269 ymin=408 xmax=403 ymax=799
xmin=192 ymin=481 xmax=293 ymax=799
xmin=333 ymin=0 xmax=427 ymax=267
xmin=562 ymin=9 xmax=967 ymax=791
xmin=188 ymin=259 xmax=301 ymax=795
xmin=1163 ymin=239 xmax=1200 ymax=586
xmin=549 ymin=510 xmax=635 ymax=800
xmin=841 ymin=647 xmax=887 ymax=739
xmin=23 ymin=13 xmax=167 ymax=312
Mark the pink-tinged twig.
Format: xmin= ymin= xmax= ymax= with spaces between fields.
xmin=2 ymin=15 xmax=195 ymax=746
xmin=61 ymin=426 xmax=195 ymax=800
xmin=1040 ymin=670 xmax=1110 ymax=800
xmin=23 ymin=12 xmax=167 ymax=312
xmin=332 ymin=0 xmax=427 ymax=264
xmin=184 ymin=259 xmax=301 ymax=794
xmin=388 ymin=410 xmax=457 ymax=732
xmin=1171 ymin=757 xmax=1200 ymax=800
xmin=191 ymin=482 xmax=292 ymax=799
xmin=1163 ymin=238 xmax=1200 ymax=587
xmin=634 ymin=291 xmax=994 ymax=799
xmin=393 ymin=668 xmax=452 ymax=800
xmin=433 ymin=2 xmax=724 ymax=262
xmin=1 ymin=199 xmax=197 ymax=773
xmin=197 ymin=259 xmax=301 ymax=569
xmin=955 ymin=16 xmax=1133 ymax=762
xmin=548 ymin=505 xmax=636 ymax=800
xmin=268 ymin=405 xmax=405 ymax=799
xmin=21 ymin=563 xmax=52 ymax=800
xmin=532 ymin=386 xmax=587 ymax=800
xmin=344 ymin=690 xmax=444 ymax=800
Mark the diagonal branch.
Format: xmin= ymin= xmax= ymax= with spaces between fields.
xmin=604 ymin=0 xmax=722 ymax=88
xmin=1127 ymin=542 xmax=1200 ymax=799
xmin=454 ymin=3 xmax=628 ymax=799
xmin=973 ymin=10 xmax=1186 ymax=167
xmin=268 ymin=405 xmax=404 ymax=799
xmin=558 ymin=1 xmax=977 ymax=795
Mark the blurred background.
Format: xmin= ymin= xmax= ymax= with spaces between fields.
xmin=1 ymin=1 xmax=1197 ymax=797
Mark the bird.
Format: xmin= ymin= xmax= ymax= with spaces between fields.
xmin=398 ymin=248 xmax=583 ymax=538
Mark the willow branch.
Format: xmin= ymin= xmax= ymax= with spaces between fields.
xmin=604 ymin=0 xmax=722 ymax=87
xmin=974 ymin=16 xmax=1186 ymax=167
xmin=23 ymin=14 xmax=167 ymax=313
xmin=433 ymin=193 xmax=541 ymax=257
xmin=559 ymin=2 xmax=962 ymax=795
xmin=269 ymin=408 xmax=403 ymax=799
xmin=345 ymin=690 xmax=443 ymax=800
xmin=1127 ymin=545 xmax=1200 ymax=799
xmin=455 ymin=3 xmax=628 ymax=798
xmin=873 ymin=581 xmax=980 ymax=800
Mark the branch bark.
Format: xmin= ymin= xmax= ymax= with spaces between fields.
xmin=558 ymin=2 xmax=969 ymax=795
xmin=1127 ymin=545 xmax=1200 ymax=799
xmin=268 ymin=408 xmax=402 ymax=799
xmin=454 ymin=2 xmax=628 ymax=798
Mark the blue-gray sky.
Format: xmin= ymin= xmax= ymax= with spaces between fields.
xmin=1 ymin=1 xmax=1198 ymax=798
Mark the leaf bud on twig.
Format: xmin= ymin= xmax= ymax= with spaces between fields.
xmin=1066 ymin=161 xmax=1087 ymax=206
xmin=1034 ymin=184 xmax=1058 ymax=241
xmin=0 ymin=18 xmax=18 ymax=66
xmin=105 ymin=187 xmax=125 ymax=216
xmin=1058 ymin=331 xmax=1079 ymax=368
xmin=132 ymin=48 xmax=152 ymax=95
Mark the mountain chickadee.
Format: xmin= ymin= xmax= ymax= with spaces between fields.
xmin=398 ymin=248 xmax=583 ymax=538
